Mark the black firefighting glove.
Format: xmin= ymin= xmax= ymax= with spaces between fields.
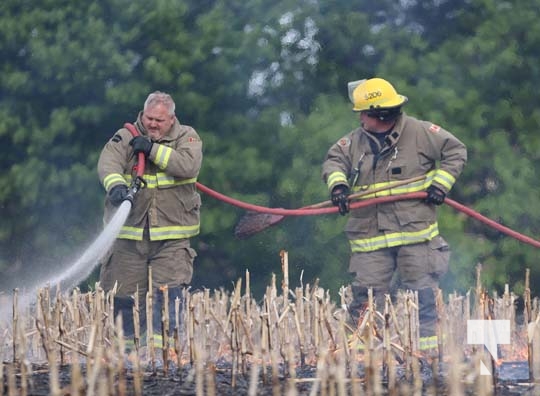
xmin=129 ymin=136 xmax=153 ymax=157
xmin=331 ymin=185 xmax=350 ymax=216
xmin=425 ymin=185 xmax=446 ymax=206
xmin=109 ymin=184 xmax=130 ymax=207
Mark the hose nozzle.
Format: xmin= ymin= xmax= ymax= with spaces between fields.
xmin=126 ymin=176 xmax=146 ymax=202
xmin=124 ymin=190 xmax=135 ymax=204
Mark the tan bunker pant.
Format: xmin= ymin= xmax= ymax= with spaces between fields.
xmin=100 ymin=236 xmax=197 ymax=335
xmin=348 ymin=235 xmax=450 ymax=337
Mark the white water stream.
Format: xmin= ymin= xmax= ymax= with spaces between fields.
xmin=1 ymin=201 xmax=132 ymax=322
xmin=46 ymin=200 xmax=132 ymax=290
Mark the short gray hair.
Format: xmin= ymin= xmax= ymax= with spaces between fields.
xmin=144 ymin=91 xmax=176 ymax=115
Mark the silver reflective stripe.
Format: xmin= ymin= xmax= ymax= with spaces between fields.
xmin=149 ymin=224 xmax=200 ymax=240
xmin=350 ymin=223 xmax=439 ymax=252
xmin=154 ymin=145 xmax=172 ymax=169
xmin=352 ymin=171 xmax=435 ymax=195
xmin=433 ymin=169 xmax=456 ymax=190
xmin=103 ymin=173 xmax=127 ymax=191
xmin=123 ymin=174 xmax=196 ymax=188
xmin=118 ymin=226 xmax=144 ymax=240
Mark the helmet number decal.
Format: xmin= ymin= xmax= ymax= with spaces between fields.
xmin=364 ymin=90 xmax=382 ymax=100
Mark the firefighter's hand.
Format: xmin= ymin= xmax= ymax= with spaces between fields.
xmin=425 ymin=185 xmax=446 ymax=205
xmin=109 ymin=184 xmax=130 ymax=207
xmin=130 ymin=136 xmax=153 ymax=157
xmin=331 ymin=185 xmax=350 ymax=215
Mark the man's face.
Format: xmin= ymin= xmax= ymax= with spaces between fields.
xmin=141 ymin=103 xmax=175 ymax=140
xmin=359 ymin=111 xmax=378 ymax=132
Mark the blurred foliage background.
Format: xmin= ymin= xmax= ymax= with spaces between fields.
xmin=1 ymin=0 xmax=540 ymax=300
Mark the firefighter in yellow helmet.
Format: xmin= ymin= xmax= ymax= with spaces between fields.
xmin=322 ymin=77 xmax=467 ymax=352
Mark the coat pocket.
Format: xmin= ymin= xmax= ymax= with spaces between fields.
xmin=181 ymin=193 xmax=202 ymax=212
xmin=427 ymin=235 xmax=450 ymax=277
xmin=345 ymin=216 xmax=378 ymax=241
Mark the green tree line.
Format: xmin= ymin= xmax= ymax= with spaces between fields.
xmin=1 ymin=0 xmax=539 ymax=299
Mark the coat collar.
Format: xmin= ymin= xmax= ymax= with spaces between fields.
xmin=383 ymin=112 xmax=405 ymax=148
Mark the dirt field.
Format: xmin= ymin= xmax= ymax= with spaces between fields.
xmin=3 ymin=358 xmax=537 ymax=395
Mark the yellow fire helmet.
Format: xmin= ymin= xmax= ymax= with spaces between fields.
xmin=352 ymin=78 xmax=408 ymax=112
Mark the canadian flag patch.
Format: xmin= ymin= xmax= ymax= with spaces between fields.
xmin=337 ymin=138 xmax=351 ymax=147
xmin=429 ymin=124 xmax=441 ymax=133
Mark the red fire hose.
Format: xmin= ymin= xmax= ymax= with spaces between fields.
xmin=124 ymin=123 xmax=146 ymax=197
xmin=121 ymin=122 xmax=540 ymax=249
xmin=195 ymin=182 xmax=540 ymax=249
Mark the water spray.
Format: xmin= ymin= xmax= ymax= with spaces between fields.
xmin=45 ymin=200 xmax=133 ymax=291
xmin=1 ymin=123 xmax=147 ymax=322
xmin=46 ymin=123 xmax=146 ymax=291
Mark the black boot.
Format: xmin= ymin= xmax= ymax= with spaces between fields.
xmin=417 ymin=287 xmax=437 ymax=337
xmin=417 ymin=287 xmax=440 ymax=355
xmin=153 ymin=287 xmax=166 ymax=335
xmin=348 ymin=285 xmax=369 ymax=326
xmin=114 ymin=296 xmax=135 ymax=337
xmin=153 ymin=286 xmax=185 ymax=334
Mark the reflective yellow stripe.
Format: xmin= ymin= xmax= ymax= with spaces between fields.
xmin=152 ymin=334 xmax=163 ymax=348
xmin=103 ymin=173 xmax=127 ymax=191
xmin=327 ymin=171 xmax=348 ymax=190
xmin=432 ymin=169 xmax=456 ymax=190
xmin=352 ymin=171 xmax=435 ymax=196
xmin=118 ymin=226 xmax=144 ymax=240
xmin=118 ymin=224 xmax=200 ymax=241
xmin=155 ymin=173 xmax=196 ymax=187
xmin=351 ymin=170 xmax=456 ymax=196
xmin=149 ymin=224 xmax=200 ymax=240
xmin=154 ymin=145 xmax=173 ymax=169
xmin=124 ymin=174 xmax=197 ymax=188
xmin=419 ymin=335 xmax=439 ymax=351
xmin=149 ymin=334 xmax=176 ymax=348
xmin=350 ymin=223 xmax=439 ymax=252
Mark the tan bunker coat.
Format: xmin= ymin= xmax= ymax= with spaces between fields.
xmin=97 ymin=114 xmax=202 ymax=297
xmin=322 ymin=112 xmax=467 ymax=252
xmin=98 ymin=116 xmax=202 ymax=241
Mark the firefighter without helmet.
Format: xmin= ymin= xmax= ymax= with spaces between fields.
xmin=352 ymin=78 xmax=408 ymax=112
